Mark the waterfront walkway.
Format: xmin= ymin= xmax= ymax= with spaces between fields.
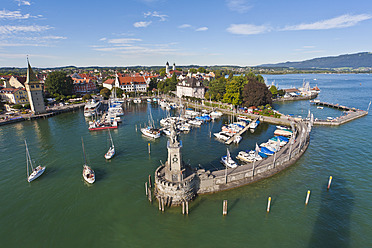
xmin=0 ymin=103 xmax=85 ymax=126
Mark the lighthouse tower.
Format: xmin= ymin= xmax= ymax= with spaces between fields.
xmin=164 ymin=122 xmax=185 ymax=182
xmin=154 ymin=121 xmax=197 ymax=205
xmin=25 ymin=59 xmax=46 ymax=114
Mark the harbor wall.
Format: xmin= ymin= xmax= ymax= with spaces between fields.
xmin=196 ymin=122 xmax=310 ymax=194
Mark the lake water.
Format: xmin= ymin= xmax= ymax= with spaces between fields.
xmin=0 ymin=73 xmax=371 ymax=247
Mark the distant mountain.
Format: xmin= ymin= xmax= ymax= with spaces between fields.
xmin=258 ymin=52 xmax=372 ymax=69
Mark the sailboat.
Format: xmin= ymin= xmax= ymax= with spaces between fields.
xmin=104 ymin=130 xmax=115 ymax=160
xmin=141 ymin=108 xmax=161 ymax=139
xmin=81 ymin=138 xmax=95 ymax=184
xmin=25 ymin=140 xmax=46 ymax=182
xmin=221 ymin=148 xmax=238 ymax=168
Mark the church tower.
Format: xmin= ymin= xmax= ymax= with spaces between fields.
xmin=164 ymin=122 xmax=185 ymax=182
xmin=165 ymin=61 xmax=170 ymax=75
xmin=172 ymin=63 xmax=176 ymax=71
xmin=25 ymin=59 xmax=46 ymax=114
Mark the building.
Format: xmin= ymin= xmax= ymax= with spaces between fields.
xmin=176 ymin=77 xmax=205 ymax=99
xmin=72 ymin=78 xmax=97 ymax=94
xmin=103 ymin=75 xmax=152 ymax=92
xmin=24 ymin=60 xmax=46 ymax=114
xmin=0 ymin=88 xmax=28 ymax=104
xmin=9 ymin=76 xmax=27 ymax=89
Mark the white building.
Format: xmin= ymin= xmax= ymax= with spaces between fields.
xmin=176 ymin=77 xmax=205 ymax=99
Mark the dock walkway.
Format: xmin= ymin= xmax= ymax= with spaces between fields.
xmin=225 ymin=117 xmax=259 ymax=145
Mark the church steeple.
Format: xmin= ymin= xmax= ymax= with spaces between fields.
xmin=26 ymin=57 xmax=38 ymax=84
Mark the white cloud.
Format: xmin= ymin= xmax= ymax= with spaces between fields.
xmin=282 ymin=14 xmax=372 ymax=31
xmin=99 ymin=37 xmax=107 ymax=41
xmin=226 ymin=0 xmax=252 ymax=13
xmin=178 ymin=24 xmax=192 ymax=29
xmin=196 ymin=27 xmax=208 ymax=32
xmin=133 ymin=21 xmax=152 ymax=28
xmin=16 ymin=0 xmax=31 ymax=6
xmin=107 ymin=38 xmax=142 ymax=44
xmin=0 ymin=10 xmax=33 ymax=19
xmin=0 ymin=25 xmax=52 ymax=34
xmin=226 ymin=24 xmax=270 ymax=35
xmin=0 ymin=43 xmax=49 ymax=47
xmin=144 ymin=11 xmax=167 ymax=21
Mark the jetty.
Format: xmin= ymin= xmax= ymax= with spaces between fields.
xmin=310 ymin=100 xmax=368 ymax=126
xmin=225 ymin=117 xmax=259 ymax=145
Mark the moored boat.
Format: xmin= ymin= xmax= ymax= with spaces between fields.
xmin=221 ymin=148 xmax=238 ymax=168
xmin=81 ymin=138 xmax=95 ymax=184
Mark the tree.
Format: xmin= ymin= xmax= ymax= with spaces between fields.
xmin=197 ymin=67 xmax=207 ymax=73
xmin=189 ymin=68 xmax=197 ymax=74
xmin=208 ymin=77 xmax=226 ymax=101
xmin=242 ymin=78 xmax=272 ymax=107
xmin=112 ymin=87 xmax=123 ymax=97
xmin=223 ymin=79 xmax=243 ymax=105
xmin=44 ymin=71 xmax=74 ymax=96
xmin=82 ymin=94 xmax=92 ymax=101
xmin=148 ymin=78 xmax=158 ymax=91
xmin=269 ymin=85 xmax=278 ymax=96
xmin=100 ymin=88 xmax=111 ymax=99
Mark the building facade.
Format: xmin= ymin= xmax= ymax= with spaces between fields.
xmin=176 ymin=77 xmax=205 ymax=99
xmin=103 ymin=75 xmax=152 ymax=92
xmin=0 ymin=88 xmax=28 ymax=104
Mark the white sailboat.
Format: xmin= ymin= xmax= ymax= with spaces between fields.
xmin=25 ymin=140 xmax=45 ymax=182
xmin=81 ymin=138 xmax=95 ymax=184
xmin=104 ymin=130 xmax=115 ymax=160
xmin=221 ymin=148 xmax=238 ymax=168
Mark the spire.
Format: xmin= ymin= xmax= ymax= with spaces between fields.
xmin=26 ymin=57 xmax=38 ymax=83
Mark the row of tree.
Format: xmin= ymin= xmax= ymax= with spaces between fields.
xmin=206 ymin=72 xmax=272 ymax=107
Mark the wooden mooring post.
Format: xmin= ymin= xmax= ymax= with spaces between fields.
xmin=327 ymin=176 xmax=333 ymax=190
xmin=186 ymin=201 xmax=189 ymax=215
xmin=145 ymin=182 xmax=148 ymax=196
xmin=161 ymin=198 xmax=165 ymax=212
xmin=305 ymin=190 xmax=311 ymax=205
xmin=267 ymin=197 xmax=271 ymax=213
xmin=148 ymin=187 xmax=152 ymax=203
xmin=222 ymin=200 xmax=228 ymax=216
xmin=182 ymin=201 xmax=185 ymax=215
xmin=148 ymin=143 xmax=151 ymax=154
xmin=148 ymin=175 xmax=152 ymax=188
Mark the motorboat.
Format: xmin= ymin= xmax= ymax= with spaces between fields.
xmin=221 ymin=148 xmax=238 ymax=168
xmin=84 ymin=99 xmax=101 ymax=117
xmin=141 ymin=126 xmax=161 ymax=139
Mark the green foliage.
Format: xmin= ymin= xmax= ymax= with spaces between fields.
xmin=82 ymin=94 xmax=92 ymax=101
xmin=269 ymin=85 xmax=278 ymax=96
xmin=189 ymin=68 xmax=197 ymax=74
xmin=44 ymin=71 xmax=74 ymax=96
xmin=277 ymin=89 xmax=285 ymax=96
xmin=197 ymin=67 xmax=207 ymax=73
xmin=112 ymin=87 xmax=123 ymax=97
xmin=13 ymin=104 xmax=22 ymax=109
xmin=208 ymin=77 xmax=226 ymax=101
xmin=242 ymin=77 xmax=272 ymax=107
xmin=24 ymin=103 xmax=31 ymax=109
xmin=100 ymin=88 xmax=111 ymax=99
xmin=204 ymin=91 xmax=210 ymax=100
xmin=148 ymin=78 xmax=158 ymax=91
xmin=223 ymin=79 xmax=243 ymax=105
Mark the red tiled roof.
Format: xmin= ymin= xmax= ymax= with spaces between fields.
xmin=103 ymin=79 xmax=115 ymax=85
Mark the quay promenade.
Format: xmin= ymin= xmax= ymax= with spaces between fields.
xmin=0 ymin=103 xmax=85 ymax=126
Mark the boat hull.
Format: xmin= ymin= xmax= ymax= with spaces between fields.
xmin=27 ymin=166 xmax=46 ymax=182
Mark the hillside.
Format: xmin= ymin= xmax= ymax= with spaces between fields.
xmin=259 ymin=52 xmax=372 ymax=69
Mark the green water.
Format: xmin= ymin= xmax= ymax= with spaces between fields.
xmin=0 ymin=74 xmax=371 ymax=247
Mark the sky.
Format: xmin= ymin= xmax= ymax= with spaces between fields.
xmin=1 ymin=0 xmax=372 ymax=68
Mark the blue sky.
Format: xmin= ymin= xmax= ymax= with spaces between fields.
xmin=1 ymin=0 xmax=372 ymax=67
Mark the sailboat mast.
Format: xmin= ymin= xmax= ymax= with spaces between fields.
xmin=109 ymin=130 xmax=114 ymax=147
xmin=25 ymin=140 xmax=29 ymax=177
xmin=81 ymin=137 xmax=87 ymax=165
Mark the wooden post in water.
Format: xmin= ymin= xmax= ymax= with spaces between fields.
xmin=305 ymin=190 xmax=311 ymax=205
xmin=327 ymin=176 xmax=333 ymax=190
xmin=267 ymin=197 xmax=271 ymax=213
xmin=158 ymin=198 xmax=161 ymax=211
xmin=161 ymin=198 xmax=165 ymax=212
xmin=148 ymin=175 xmax=152 ymax=188
xmin=182 ymin=201 xmax=185 ymax=215
xmin=145 ymin=182 xmax=148 ymax=196
xmin=148 ymin=187 xmax=152 ymax=203
xmin=222 ymin=200 xmax=228 ymax=215
xmin=186 ymin=201 xmax=189 ymax=215
xmin=135 ymin=124 xmax=137 ymax=132
xmin=148 ymin=143 xmax=151 ymax=154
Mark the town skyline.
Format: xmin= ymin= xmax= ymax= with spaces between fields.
xmin=1 ymin=0 xmax=372 ymax=67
